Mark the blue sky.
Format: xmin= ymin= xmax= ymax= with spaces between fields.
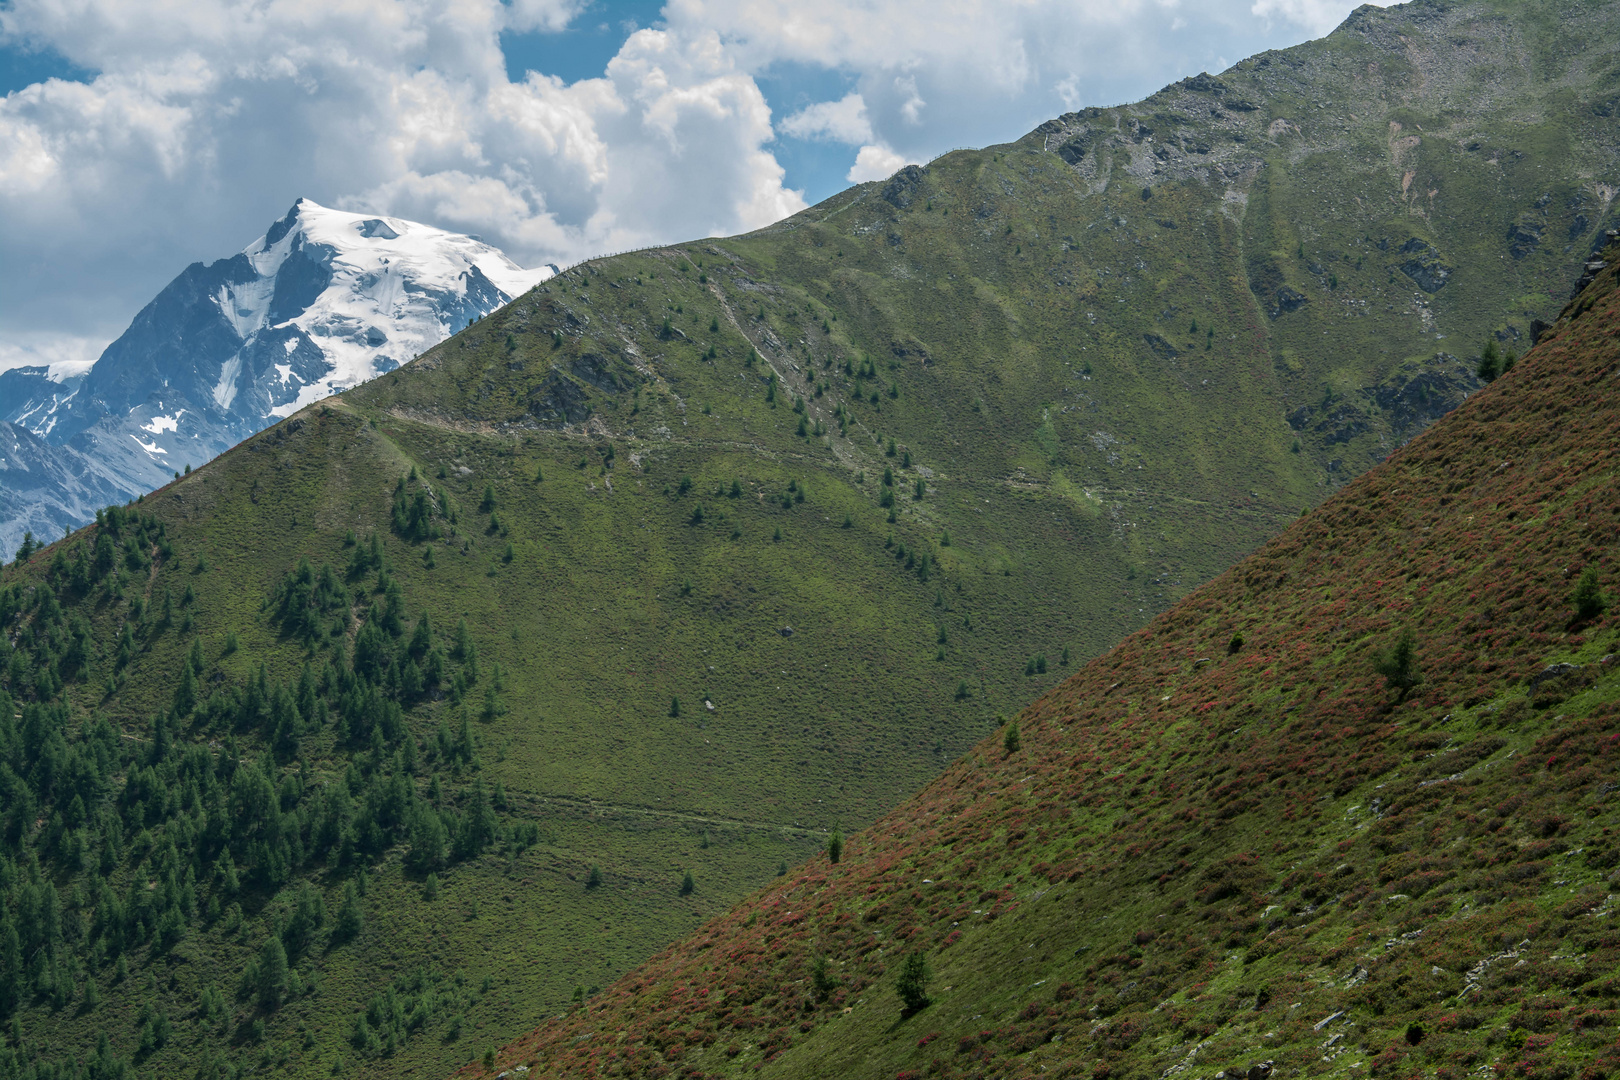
xmin=499 ymin=1 xmax=664 ymax=85
xmin=0 ymin=40 xmax=91 ymax=94
xmin=0 ymin=0 xmax=1364 ymax=371
xmin=493 ymin=1 xmax=893 ymax=203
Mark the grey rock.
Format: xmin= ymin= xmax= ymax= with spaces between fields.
xmin=1286 ymin=356 xmax=1480 ymax=453
xmin=571 ymin=352 xmax=632 ymax=392
xmin=1530 ymin=662 xmax=1582 ymax=688
xmin=1398 ymin=238 xmax=1454 ymax=292
xmin=1369 ymin=356 xmax=1481 ymax=439
xmin=880 ymin=165 xmax=926 ymax=210
xmin=1142 ymin=334 xmax=1180 ymax=360
xmin=1272 ymin=286 xmax=1310 ymax=315
xmin=1247 ymin=257 xmax=1310 ymax=318
xmin=1181 ymin=72 xmax=1229 ymax=93
xmin=528 ymin=370 xmax=594 ymax=429
xmin=1506 ymin=217 xmax=1543 ymax=261
xmin=1056 ymin=132 xmax=1093 ymax=165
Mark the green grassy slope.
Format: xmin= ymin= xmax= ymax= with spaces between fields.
xmin=486 ymin=235 xmax=1620 ymax=1080
xmin=0 ymin=1 xmax=1616 ymax=1077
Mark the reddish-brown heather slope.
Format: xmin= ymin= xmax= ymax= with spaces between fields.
xmin=467 ymin=242 xmax=1620 ymax=1080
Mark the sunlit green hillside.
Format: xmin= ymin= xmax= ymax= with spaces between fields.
xmin=1 ymin=0 xmax=1616 ymax=1076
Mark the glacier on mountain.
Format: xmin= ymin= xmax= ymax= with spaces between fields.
xmin=0 ymin=198 xmax=556 ymax=561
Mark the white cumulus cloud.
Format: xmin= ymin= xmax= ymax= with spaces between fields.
xmin=0 ymin=0 xmax=808 ymax=356
xmin=781 ymin=92 xmax=872 ymax=144
xmin=0 ymin=330 xmax=103 ymax=376
xmin=665 ymin=0 xmax=1378 ymax=191
xmin=1250 ymin=0 xmax=1361 ymax=37
xmin=0 ymin=0 xmax=1378 ymax=363
xmin=846 ymin=144 xmax=913 ymax=184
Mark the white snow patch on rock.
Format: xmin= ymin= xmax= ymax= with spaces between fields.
xmin=141 ymin=411 xmax=184 ymax=435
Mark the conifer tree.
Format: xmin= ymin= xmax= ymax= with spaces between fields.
xmin=895 ymin=952 xmax=932 ymax=1014
xmin=457 ymin=778 xmax=498 ymax=859
xmin=1572 ymin=566 xmax=1609 ymax=621
xmin=811 ymin=954 xmax=839 ymax=998
xmin=407 ymin=803 xmax=447 ymax=872
xmin=257 ymin=936 xmax=289 ymax=1008
xmin=1374 ymin=627 xmax=1424 ymax=697
xmin=0 ymin=921 xmax=21 ymax=1016
xmin=149 ymin=710 xmax=171 ymax=764
xmin=172 ymin=663 xmax=196 ymax=717
xmin=333 ymin=881 xmax=364 ymax=943
xmin=409 ymin=613 xmax=433 ymax=658
xmin=456 ymin=710 xmax=476 ymax=765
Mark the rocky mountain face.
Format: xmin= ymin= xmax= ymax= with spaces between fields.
xmin=0 ymin=200 xmax=553 ymax=559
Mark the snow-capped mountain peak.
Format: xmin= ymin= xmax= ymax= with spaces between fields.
xmin=1 ymin=198 xmax=557 ymax=560
xmin=211 ymin=198 xmax=553 ymax=419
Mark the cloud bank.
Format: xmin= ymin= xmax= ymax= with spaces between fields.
xmin=0 ymin=0 xmax=1372 ymax=367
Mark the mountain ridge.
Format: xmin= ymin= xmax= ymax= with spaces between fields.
xmin=473 ymin=223 xmax=1620 ymax=1080
xmin=0 ymin=2 xmax=1616 ymax=1077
